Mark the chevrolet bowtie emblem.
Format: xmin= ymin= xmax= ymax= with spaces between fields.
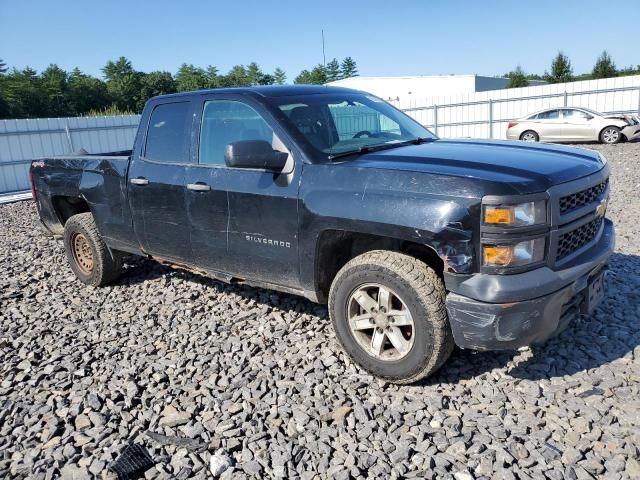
xmin=595 ymin=198 xmax=608 ymax=218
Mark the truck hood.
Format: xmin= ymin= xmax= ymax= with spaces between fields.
xmin=345 ymin=139 xmax=605 ymax=194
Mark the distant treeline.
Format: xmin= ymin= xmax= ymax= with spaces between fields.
xmin=0 ymin=56 xmax=359 ymax=119
xmin=505 ymin=50 xmax=640 ymax=88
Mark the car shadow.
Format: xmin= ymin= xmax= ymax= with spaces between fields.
xmin=115 ymin=252 xmax=639 ymax=385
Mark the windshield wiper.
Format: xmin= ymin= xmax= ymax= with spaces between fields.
xmin=328 ymin=137 xmax=433 ymax=161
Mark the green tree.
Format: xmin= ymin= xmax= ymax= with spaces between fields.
xmin=0 ymin=59 xmax=7 ymax=74
xmin=294 ymin=65 xmax=327 ymax=84
xmin=618 ymin=64 xmax=640 ymax=77
xmin=592 ymin=51 xmax=617 ymax=79
xmin=506 ymin=66 xmax=528 ymax=88
xmin=175 ymin=63 xmax=208 ymax=92
xmin=273 ymin=67 xmax=286 ymax=85
xmin=545 ymin=52 xmax=573 ymax=84
xmin=41 ymin=64 xmax=69 ymax=116
xmin=246 ymin=62 xmax=263 ymax=86
xmin=221 ymin=65 xmax=251 ymax=87
xmin=137 ymin=71 xmax=176 ymax=110
xmin=1 ymin=67 xmax=48 ymax=118
xmin=205 ymin=66 xmax=220 ymax=88
xmin=67 ymin=68 xmax=109 ymax=115
xmin=102 ymin=57 xmax=143 ymax=110
xmin=325 ymin=58 xmax=341 ymax=82
xmin=340 ymin=57 xmax=358 ymax=79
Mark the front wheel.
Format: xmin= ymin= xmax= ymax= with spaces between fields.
xmin=328 ymin=251 xmax=454 ymax=384
xmin=63 ymin=213 xmax=123 ymax=287
xmin=600 ymin=126 xmax=621 ymax=144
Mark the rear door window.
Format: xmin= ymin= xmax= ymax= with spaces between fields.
xmin=144 ymin=101 xmax=192 ymax=163
xmin=536 ymin=110 xmax=560 ymax=120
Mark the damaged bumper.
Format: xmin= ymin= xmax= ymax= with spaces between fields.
xmin=444 ymin=219 xmax=615 ymax=350
xmin=622 ymin=125 xmax=640 ymax=142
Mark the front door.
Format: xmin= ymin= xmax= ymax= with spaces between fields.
xmin=191 ymin=96 xmax=301 ymax=288
xmin=562 ymin=109 xmax=594 ymax=141
xmin=128 ymin=100 xmax=194 ymax=263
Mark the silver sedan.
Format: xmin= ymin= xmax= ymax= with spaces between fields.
xmin=506 ymin=107 xmax=640 ymax=144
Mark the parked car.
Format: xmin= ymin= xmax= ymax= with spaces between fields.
xmin=506 ymin=107 xmax=640 ymax=144
xmin=30 ymin=86 xmax=614 ymax=383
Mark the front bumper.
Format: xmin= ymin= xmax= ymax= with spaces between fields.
xmin=622 ymin=125 xmax=640 ymax=141
xmin=444 ymin=218 xmax=615 ymax=350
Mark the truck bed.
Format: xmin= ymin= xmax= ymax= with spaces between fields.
xmin=31 ymin=152 xmax=138 ymax=252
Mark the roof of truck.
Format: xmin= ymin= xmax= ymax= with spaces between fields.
xmin=154 ymin=84 xmax=362 ymax=101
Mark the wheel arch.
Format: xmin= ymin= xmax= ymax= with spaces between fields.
xmin=313 ymin=229 xmax=457 ymax=303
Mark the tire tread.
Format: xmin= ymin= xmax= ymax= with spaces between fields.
xmin=328 ymin=250 xmax=454 ymax=384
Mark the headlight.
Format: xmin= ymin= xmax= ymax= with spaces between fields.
xmin=483 ymin=200 xmax=546 ymax=227
xmin=483 ymin=238 xmax=546 ymax=267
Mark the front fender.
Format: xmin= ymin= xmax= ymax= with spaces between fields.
xmin=298 ymin=164 xmax=482 ymax=293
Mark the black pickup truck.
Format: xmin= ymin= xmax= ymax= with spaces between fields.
xmin=30 ymin=85 xmax=614 ymax=383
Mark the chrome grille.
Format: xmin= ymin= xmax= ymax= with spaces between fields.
xmin=557 ymin=217 xmax=603 ymax=260
xmin=559 ymin=180 xmax=607 ymax=215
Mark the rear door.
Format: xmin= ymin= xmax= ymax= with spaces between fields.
xmin=534 ymin=109 xmax=563 ymax=140
xmin=190 ymin=94 xmax=301 ymax=288
xmin=562 ymin=109 xmax=595 ymax=140
xmin=128 ymin=99 xmax=195 ymax=263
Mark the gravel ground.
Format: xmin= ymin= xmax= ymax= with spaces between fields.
xmin=1 ymin=143 xmax=639 ymax=480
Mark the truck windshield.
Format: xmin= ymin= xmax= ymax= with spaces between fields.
xmin=274 ymin=93 xmax=436 ymax=159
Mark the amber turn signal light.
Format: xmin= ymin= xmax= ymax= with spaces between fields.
xmin=483 ymin=245 xmax=514 ymax=266
xmin=484 ymin=206 xmax=514 ymax=225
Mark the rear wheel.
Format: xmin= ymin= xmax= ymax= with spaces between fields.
xmin=600 ymin=126 xmax=621 ymax=144
xmin=520 ymin=130 xmax=539 ymax=142
xmin=328 ymin=250 xmax=454 ymax=384
xmin=63 ymin=213 xmax=123 ymax=286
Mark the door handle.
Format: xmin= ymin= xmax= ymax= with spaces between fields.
xmin=187 ymin=183 xmax=211 ymax=192
xmin=130 ymin=177 xmax=149 ymax=186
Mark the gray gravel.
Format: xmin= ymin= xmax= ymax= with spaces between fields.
xmin=1 ymin=142 xmax=639 ymax=479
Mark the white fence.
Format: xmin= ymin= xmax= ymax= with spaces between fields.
xmin=397 ymin=75 xmax=640 ymax=139
xmin=1 ymin=75 xmax=640 ymax=195
xmin=0 ymin=115 xmax=140 ymax=195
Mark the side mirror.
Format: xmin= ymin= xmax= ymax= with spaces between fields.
xmin=224 ymin=140 xmax=288 ymax=171
xmin=585 ymin=114 xmax=594 ymax=121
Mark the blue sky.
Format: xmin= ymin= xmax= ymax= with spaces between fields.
xmin=1 ymin=0 xmax=637 ymax=80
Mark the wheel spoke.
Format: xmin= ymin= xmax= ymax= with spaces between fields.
xmin=353 ymin=290 xmax=378 ymax=313
xmin=388 ymin=310 xmax=412 ymax=326
xmin=377 ymin=286 xmax=392 ymax=311
xmin=350 ymin=314 xmax=374 ymax=331
xmin=386 ymin=327 xmax=411 ymax=355
xmin=370 ymin=329 xmax=385 ymax=356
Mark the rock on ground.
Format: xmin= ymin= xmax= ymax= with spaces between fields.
xmin=1 ymin=143 xmax=639 ymax=478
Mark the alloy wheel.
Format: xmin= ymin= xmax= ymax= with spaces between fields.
xmin=346 ymin=283 xmax=415 ymax=361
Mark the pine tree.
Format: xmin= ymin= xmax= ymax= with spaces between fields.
xmin=294 ymin=65 xmax=327 ymax=85
xmin=325 ymin=59 xmax=341 ymax=82
xmin=592 ymin=51 xmax=617 ymax=79
xmin=0 ymin=59 xmax=7 ymax=74
xmin=545 ymin=52 xmax=573 ymax=84
xmin=273 ymin=68 xmax=286 ymax=85
xmin=506 ymin=66 xmax=528 ymax=88
xmin=340 ymin=57 xmax=358 ymax=79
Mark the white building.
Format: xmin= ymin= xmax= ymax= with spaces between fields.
xmin=328 ymin=74 xmax=545 ymax=108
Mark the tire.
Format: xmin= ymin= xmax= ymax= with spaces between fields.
xmin=520 ymin=130 xmax=539 ymax=142
xmin=63 ymin=212 xmax=122 ymax=286
xmin=599 ymin=126 xmax=621 ymax=144
xmin=328 ymin=250 xmax=454 ymax=384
